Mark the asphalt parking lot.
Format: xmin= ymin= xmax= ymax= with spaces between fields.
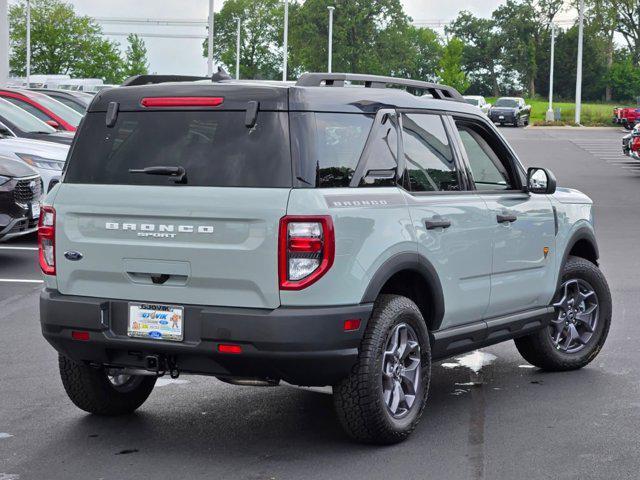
xmin=1 ymin=126 xmax=640 ymax=480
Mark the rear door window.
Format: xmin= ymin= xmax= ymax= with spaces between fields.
xmin=401 ymin=113 xmax=459 ymax=192
xmin=64 ymin=111 xmax=292 ymax=187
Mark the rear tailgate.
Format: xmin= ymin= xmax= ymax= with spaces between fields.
xmin=55 ymin=85 xmax=292 ymax=309
xmin=54 ymin=185 xmax=288 ymax=308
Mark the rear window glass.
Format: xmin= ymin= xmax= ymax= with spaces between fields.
xmin=64 ymin=111 xmax=292 ymax=187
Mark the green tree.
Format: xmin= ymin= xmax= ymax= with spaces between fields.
xmin=9 ymin=0 xmax=124 ymax=83
xmin=202 ymin=0 xmax=284 ymax=80
xmin=608 ymin=53 xmax=640 ymax=100
xmin=123 ymin=34 xmax=149 ymax=79
xmin=613 ymin=0 xmax=640 ymax=65
xmin=447 ymin=11 xmax=503 ymax=96
xmin=493 ymin=0 xmax=563 ymax=96
xmin=583 ymin=0 xmax=619 ymax=100
xmin=289 ymin=0 xmax=416 ymax=77
xmin=437 ymin=37 xmax=469 ymax=93
xmin=401 ymin=26 xmax=443 ymax=82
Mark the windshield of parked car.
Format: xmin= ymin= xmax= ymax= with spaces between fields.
xmin=465 ymin=99 xmax=479 ymax=106
xmin=0 ymin=98 xmax=56 ymax=133
xmin=26 ymin=92 xmax=83 ymax=127
xmin=495 ymin=99 xmax=518 ymax=108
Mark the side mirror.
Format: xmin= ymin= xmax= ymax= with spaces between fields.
xmin=45 ymin=120 xmax=60 ymax=129
xmin=527 ymin=167 xmax=556 ymax=195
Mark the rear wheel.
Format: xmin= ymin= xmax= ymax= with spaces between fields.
xmin=333 ymin=294 xmax=431 ymax=444
xmin=514 ymin=256 xmax=611 ymax=371
xmin=59 ymin=354 xmax=156 ymax=415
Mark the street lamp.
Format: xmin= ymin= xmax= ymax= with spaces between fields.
xmin=575 ymin=0 xmax=584 ymax=125
xmin=327 ymin=6 xmax=335 ymax=73
xmin=545 ymin=23 xmax=556 ymax=122
xmin=0 ymin=0 xmax=8 ymax=87
xmin=282 ymin=0 xmax=288 ymax=81
xmin=235 ymin=18 xmax=241 ymax=80
xmin=26 ymin=0 xmax=31 ymax=86
xmin=207 ymin=0 xmax=215 ymax=77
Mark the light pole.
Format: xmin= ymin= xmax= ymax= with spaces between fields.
xmin=545 ymin=23 xmax=556 ymax=122
xmin=235 ymin=18 xmax=241 ymax=80
xmin=26 ymin=0 xmax=31 ymax=86
xmin=327 ymin=6 xmax=334 ymax=73
xmin=575 ymin=0 xmax=584 ymax=125
xmin=282 ymin=0 xmax=288 ymax=81
xmin=0 ymin=0 xmax=8 ymax=87
xmin=207 ymin=0 xmax=214 ymax=76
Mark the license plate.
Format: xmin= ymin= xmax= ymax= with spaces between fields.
xmin=31 ymin=203 xmax=40 ymax=219
xmin=128 ymin=303 xmax=184 ymax=341
xmin=499 ymin=115 xmax=505 ymax=119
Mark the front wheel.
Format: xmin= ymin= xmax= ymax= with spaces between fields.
xmin=514 ymin=256 xmax=612 ymax=371
xmin=333 ymin=294 xmax=431 ymax=444
xmin=59 ymin=354 xmax=157 ymax=415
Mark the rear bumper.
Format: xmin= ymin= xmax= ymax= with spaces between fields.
xmin=40 ymin=289 xmax=373 ymax=386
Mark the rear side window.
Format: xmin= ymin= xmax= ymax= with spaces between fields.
xmin=401 ymin=113 xmax=459 ymax=192
xmin=291 ymin=112 xmax=373 ymax=188
xmin=64 ymin=111 xmax=292 ymax=187
xmin=4 ymin=97 xmax=51 ymax=123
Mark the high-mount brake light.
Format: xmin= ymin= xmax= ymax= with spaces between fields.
xmin=279 ymin=216 xmax=334 ymax=290
xmin=38 ymin=206 xmax=56 ymax=275
xmin=140 ymin=97 xmax=224 ymax=108
xmin=218 ymin=344 xmax=243 ymax=354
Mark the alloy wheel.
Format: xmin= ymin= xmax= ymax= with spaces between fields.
xmin=550 ymin=279 xmax=599 ymax=354
xmin=381 ymin=323 xmax=421 ymax=419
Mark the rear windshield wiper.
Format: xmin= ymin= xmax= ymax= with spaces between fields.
xmin=129 ymin=166 xmax=187 ymax=184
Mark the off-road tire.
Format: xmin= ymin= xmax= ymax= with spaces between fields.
xmin=59 ymin=354 xmax=157 ymax=415
xmin=333 ymin=294 xmax=431 ymax=444
xmin=514 ymin=256 xmax=611 ymax=371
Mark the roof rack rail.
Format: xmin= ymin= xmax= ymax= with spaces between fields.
xmin=295 ymin=73 xmax=465 ymax=102
xmin=121 ymin=74 xmax=210 ymax=87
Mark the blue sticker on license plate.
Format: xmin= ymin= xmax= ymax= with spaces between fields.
xmin=128 ymin=303 xmax=184 ymax=341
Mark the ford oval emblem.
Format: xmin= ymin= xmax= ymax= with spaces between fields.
xmin=148 ymin=331 xmax=162 ymax=338
xmin=64 ymin=251 xmax=83 ymax=261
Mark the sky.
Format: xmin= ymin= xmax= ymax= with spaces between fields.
xmin=9 ymin=0 xmax=578 ymax=77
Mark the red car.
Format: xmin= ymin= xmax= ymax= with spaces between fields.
xmin=0 ymin=88 xmax=82 ymax=132
xmin=613 ymin=106 xmax=640 ymax=130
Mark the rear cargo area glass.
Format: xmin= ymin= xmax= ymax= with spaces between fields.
xmin=64 ymin=111 xmax=292 ymax=187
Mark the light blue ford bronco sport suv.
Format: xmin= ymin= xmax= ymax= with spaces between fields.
xmin=39 ymin=73 xmax=611 ymax=444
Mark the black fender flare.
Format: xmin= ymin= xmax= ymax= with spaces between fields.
xmin=557 ymin=226 xmax=599 ymax=290
xmin=360 ymin=252 xmax=445 ymax=331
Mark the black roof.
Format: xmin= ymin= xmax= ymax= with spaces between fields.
xmin=90 ymin=73 xmax=479 ymax=116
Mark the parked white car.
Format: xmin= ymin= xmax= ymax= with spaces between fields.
xmin=0 ymin=136 xmax=68 ymax=192
xmin=464 ymin=95 xmax=491 ymax=115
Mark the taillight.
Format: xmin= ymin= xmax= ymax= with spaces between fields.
xmin=38 ymin=206 xmax=55 ymax=275
xmin=632 ymin=137 xmax=640 ymax=152
xmin=279 ymin=216 xmax=334 ymax=290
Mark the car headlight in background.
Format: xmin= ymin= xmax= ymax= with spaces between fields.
xmin=0 ymin=175 xmax=10 ymax=186
xmin=16 ymin=153 xmax=64 ymax=171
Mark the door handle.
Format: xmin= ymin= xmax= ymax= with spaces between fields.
xmin=425 ymin=218 xmax=452 ymax=230
xmin=497 ymin=214 xmax=517 ymax=224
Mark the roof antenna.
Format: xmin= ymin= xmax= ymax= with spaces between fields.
xmin=212 ymin=67 xmax=232 ymax=82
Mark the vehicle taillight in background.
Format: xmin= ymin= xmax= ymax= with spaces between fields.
xmin=279 ymin=216 xmax=334 ymax=290
xmin=38 ymin=206 xmax=56 ymax=275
